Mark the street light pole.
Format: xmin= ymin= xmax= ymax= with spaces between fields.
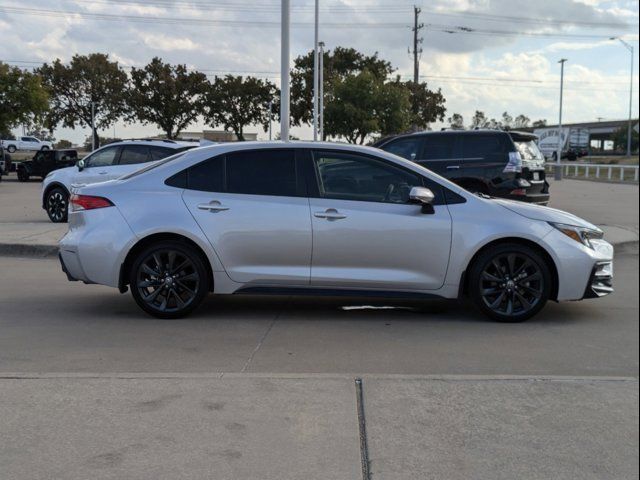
xmin=319 ymin=41 xmax=325 ymax=141
xmin=556 ymin=59 xmax=567 ymax=181
xmin=313 ymin=0 xmax=319 ymax=141
xmin=268 ymin=99 xmax=273 ymax=141
xmin=91 ymin=101 xmax=96 ymax=151
xmin=611 ymin=37 xmax=635 ymax=157
xmin=280 ymin=0 xmax=290 ymax=142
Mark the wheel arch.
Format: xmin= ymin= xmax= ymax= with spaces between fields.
xmin=118 ymin=232 xmax=215 ymax=294
xmin=459 ymin=236 xmax=559 ymax=301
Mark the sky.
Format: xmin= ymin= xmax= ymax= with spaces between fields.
xmin=1 ymin=0 xmax=638 ymax=144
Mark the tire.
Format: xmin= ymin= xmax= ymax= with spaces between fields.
xmin=468 ymin=243 xmax=551 ymax=322
xmin=129 ymin=241 xmax=210 ymax=319
xmin=45 ymin=187 xmax=69 ymax=223
xmin=41 ymin=146 xmax=50 ymax=151
xmin=7 ymin=145 xmax=16 ymax=153
xmin=17 ymin=169 xmax=29 ymax=182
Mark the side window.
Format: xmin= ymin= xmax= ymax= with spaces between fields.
xmin=21 ymin=137 xmax=31 ymax=142
xmin=422 ymin=136 xmax=455 ymax=160
xmin=226 ymin=149 xmax=297 ymax=197
xmin=85 ymin=146 xmax=119 ymax=168
xmin=150 ymin=146 xmax=175 ymax=161
xmin=382 ymin=137 xmax=423 ymax=161
xmin=186 ymin=156 xmax=224 ymax=192
xmin=312 ymin=151 xmax=422 ymax=204
xmin=119 ymin=145 xmax=151 ymax=165
xmin=458 ymin=135 xmax=509 ymax=159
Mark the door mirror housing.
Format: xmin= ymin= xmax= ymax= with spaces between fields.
xmin=409 ymin=186 xmax=435 ymax=205
xmin=77 ymin=159 xmax=85 ymax=171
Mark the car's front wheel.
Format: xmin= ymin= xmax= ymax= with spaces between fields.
xmin=469 ymin=243 xmax=551 ymax=322
xmin=45 ymin=187 xmax=69 ymax=223
xmin=7 ymin=145 xmax=16 ymax=153
xmin=129 ymin=242 xmax=210 ymax=319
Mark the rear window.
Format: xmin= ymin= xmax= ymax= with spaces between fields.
xmin=514 ymin=140 xmax=545 ymax=161
xmin=457 ymin=134 xmax=510 ymax=158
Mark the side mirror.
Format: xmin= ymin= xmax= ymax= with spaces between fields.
xmin=409 ymin=186 xmax=435 ymax=205
xmin=77 ymin=159 xmax=85 ymax=171
xmin=409 ymin=186 xmax=435 ymax=214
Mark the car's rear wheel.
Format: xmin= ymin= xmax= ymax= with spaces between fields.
xmin=17 ymin=169 xmax=29 ymax=182
xmin=41 ymin=146 xmax=50 ymax=150
xmin=45 ymin=187 xmax=68 ymax=223
xmin=469 ymin=243 xmax=551 ymax=322
xmin=129 ymin=242 xmax=209 ymax=319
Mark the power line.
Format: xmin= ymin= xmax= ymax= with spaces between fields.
xmin=0 ymin=6 xmax=630 ymax=38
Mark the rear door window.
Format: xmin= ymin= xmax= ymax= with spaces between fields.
xmin=382 ymin=137 xmax=423 ymax=161
xmin=226 ymin=149 xmax=297 ymax=197
xmin=187 ymin=156 xmax=224 ymax=192
xmin=150 ymin=146 xmax=176 ymax=160
xmin=118 ymin=145 xmax=151 ymax=165
xmin=422 ymin=136 xmax=455 ymax=160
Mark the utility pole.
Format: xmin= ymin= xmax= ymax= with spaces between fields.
xmin=319 ymin=41 xmax=325 ymax=141
xmin=268 ymin=98 xmax=273 ymax=141
xmin=556 ymin=59 xmax=567 ymax=181
xmin=280 ymin=0 xmax=290 ymax=141
xmin=313 ymin=0 xmax=319 ymax=141
xmin=411 ymin=6 xmax=424 ymax=84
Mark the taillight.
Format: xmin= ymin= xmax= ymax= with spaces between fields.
xmin=70 ymin=194 xmax=114 ymax=212
xmin=509 ymin=188 xmax=527 ymax=196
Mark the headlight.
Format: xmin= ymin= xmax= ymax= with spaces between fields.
xmin=549 ymin=222 xmax=603 ymax=249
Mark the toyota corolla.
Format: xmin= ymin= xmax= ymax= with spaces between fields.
xmin=58 ymin=142 xmax=614 ymax=322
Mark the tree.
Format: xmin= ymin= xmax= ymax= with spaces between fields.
xmin=204 ymin=75 xmax=278 ymax=141
xmin=513 ymin=114 xmax=530 ymax=129
xmin=448 ymin=113 xmax=465 ymax=129
xmin=0 ymin=62 xmax=49 ymax=137
xmin=38 ymin=54 xmax=128 ymax=150
xmin=532 ymin=119 xmax=548 ymax=128
xmin=26 ymin=124 xmax=55 ymax=142
xmin=324 ymin=70 xmax=411 ymax=144
xmin=55 ymin=139 xmax=73 ymax=149
xmin=469 ymin=110 xmax=489 ymax=129
xmin=128 ymin=57 xmax=207 ymax=139
xmin=290 ymin=47 xmax=393 ymax=128
xmin=501 ymin=111 xmax=513 ymax=129
xmin=400 ymin=80 xmax=446 ymax=130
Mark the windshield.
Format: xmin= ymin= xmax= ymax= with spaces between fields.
xmin=514 ymin=140 xmax=545 ymax=162
xmin=119 ymin=152 xmax=187 ymax=180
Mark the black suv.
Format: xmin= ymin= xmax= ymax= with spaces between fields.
xmin=374 ymin=130 xmax=549 ymax=204
xmin=17 ymin=149 xmax=78 ymax=181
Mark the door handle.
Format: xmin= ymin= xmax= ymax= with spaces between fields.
xmin=314 ymin=208 xmax=346 ymax=220
xmin=98 ymin=171 xmax=108 ymax=175
xmin=197 ymin=201 xmax=229 ymax=212
xmin=446 ymin=165 xmax=460 ymax=170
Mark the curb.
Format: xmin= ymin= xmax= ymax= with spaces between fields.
xmin=0 ymin=243 xmax=59 ymax=258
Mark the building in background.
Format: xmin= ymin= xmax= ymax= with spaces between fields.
xmin=178 ymin=130 xmax=258 ymax=142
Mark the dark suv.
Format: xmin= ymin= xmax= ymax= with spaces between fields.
xmin=374 ymin=130 xmax=549 ymax=204
xmin=17 ymin=149 xmax=78 ymax=181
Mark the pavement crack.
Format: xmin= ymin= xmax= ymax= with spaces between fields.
xmin=355 ymin=377 xmax=372 ymax=480
xmin=240 ymin=312 xmax=280 ymax=373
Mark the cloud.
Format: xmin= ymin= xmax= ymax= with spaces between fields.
xmin=139 ymin=33 xmax=202 ymax=52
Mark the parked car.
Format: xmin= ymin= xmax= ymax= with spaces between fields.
xmin=17 ymin=149 xmax=78 ymax=182
xmin=373 ymin=130 xmax=550 ymax=205
xmin=59 ymin=142 xmax=613 ymax=322
xmin=42 ymin=139 xmax=197 ymax=223
xmin=0 ymin=146 xmax=10 ymax=180
xmin=1 ymin=136 xmax=53 ymax=153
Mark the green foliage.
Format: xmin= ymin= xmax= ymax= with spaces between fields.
xmin=448 ymin=113 xmax=465 ymax=129
xmin=402 ymin=80 xmax=446 ymax=129
xmin=290 ymin=47 xmax=394 ymax=128
xmin=128 ymin=57 xmax=207 ymax=139
xmin=55 ymin=139 xmax=73 ymax=149
xmin=532 ymin=119 xmax=548 ymax=127
xmin=0 ymin=62 xmax=49 ymax=135
xmin=204 ymin=75 xmax=278 ymax=141
xmin=38 ymin=54 xmax=128 ymax=149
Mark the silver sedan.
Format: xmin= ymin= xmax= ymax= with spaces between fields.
xmin=59 ymin=142 xmax=613 ymax=322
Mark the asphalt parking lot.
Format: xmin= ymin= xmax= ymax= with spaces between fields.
xmin=0 ymin=175 xmax=638 ymax=479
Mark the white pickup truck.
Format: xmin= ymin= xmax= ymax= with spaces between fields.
xmin=1 ymin=136 xmax=53 ymax=153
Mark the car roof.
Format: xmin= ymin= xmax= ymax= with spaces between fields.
xmin=374 ymin=129 xmax=510 ymax=146
xmin=107 ymin=139 xmax=198 ymax=149
xmin=508 ymin=131 xmax=538 ymax=141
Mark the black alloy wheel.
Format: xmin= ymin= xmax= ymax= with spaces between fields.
xmin=469 ymin=244 xmax=551 ymax=322
xmin=130 ymin=242 xmax=209 ymax=319
xmin=46 ymin=187 xmax=68 ymax=223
